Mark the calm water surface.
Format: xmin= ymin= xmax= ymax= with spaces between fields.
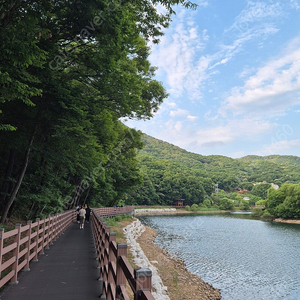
xmin=138 ymin=214 xmax=300 ymax=300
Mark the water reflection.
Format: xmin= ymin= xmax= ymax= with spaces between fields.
xmin=138 ymin=214 xmax=300 ymax=300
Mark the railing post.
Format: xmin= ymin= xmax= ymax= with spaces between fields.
xmin=134 ymin=268 xmax=152 ymax=300
xmin=49 ymin=215 xmax=54 ymax=245
xmin=11 ymin=223 xmax=22 ymax=284
xmin=45 ymin=216 xmax=50 ymax=250
xmin=103 ymin=225 xmax=110 ymax=266
xmin=40 ymin=217 xmax=46 ymax=255
xmin=33 ymin=218 xmax=40 ymax=261
xmin=108 ymin=232 xmax=116 ymax=286
xmin=103 ymin=226 xmax=110 ymax=284
xmin=53 ymin=214 xmax=58 ymax=242
xmin=116 ymin=243 xmax=127 ymax=298
xmin=0 ymin=228 xmax=4 ymax=276
xmin=24 ymin=220 xmax=32 ymax=271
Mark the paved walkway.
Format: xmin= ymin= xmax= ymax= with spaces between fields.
xmin=0 ymin=222 xmax=101 ymax=300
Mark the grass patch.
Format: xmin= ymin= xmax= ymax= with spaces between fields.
xmin=103 ymin=214 xmax=133 ymax=227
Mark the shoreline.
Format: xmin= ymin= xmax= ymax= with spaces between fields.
xmin=273 ymin=218 xmax=300 ymax=224
xmin=134 ymin=208 xmax=229 ymax=216
xmin=135 ymin=208 xmax=300 ymax=225
xmin=124 ymin=217 xmax=221 ymax=300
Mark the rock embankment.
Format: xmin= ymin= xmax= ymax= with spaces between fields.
xmin=123 ymin=219 xmax=170 ymax=300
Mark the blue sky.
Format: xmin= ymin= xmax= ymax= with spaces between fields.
xmin=125 ymin=0 xmax=300 ymax=158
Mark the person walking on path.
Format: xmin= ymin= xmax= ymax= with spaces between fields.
xmin=85 ymin=205 xmax=91 ymax=223
xmin=78 ymin=206 xmax=86 ymax=229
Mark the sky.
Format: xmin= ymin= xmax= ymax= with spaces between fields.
xmin=124 ymin=0 xmax=300 ymax=159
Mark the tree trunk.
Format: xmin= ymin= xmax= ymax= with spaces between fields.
xmin=73 ymin=181 xmax=83 ymax=207
xmin=0 ymin=149 xmax=16 ymax=209
xmin=0 ymin=133 xmax=35 ymax=224
xmin=82 ymin=184 xmax=92 ymax=206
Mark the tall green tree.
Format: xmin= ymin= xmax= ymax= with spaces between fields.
xmin=1 ymin=0 xmax=198 ymax=222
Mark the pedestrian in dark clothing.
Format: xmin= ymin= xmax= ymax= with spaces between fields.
xmin=85 ymin=205 xmax=91 ymax=223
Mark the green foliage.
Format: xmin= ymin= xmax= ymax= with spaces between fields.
xmin=261 ymin=209 xmax=274 ymax=220
xmin=1 ymin=0 xmax=199 ymax=222
xmin=103 ymin=214 xmax=133 ymax=227
xmin=203 ymin=199 xmax=211 ymax=207
xmin=191 ymin=204 xmax=198 ymax=211
xmin=240 ymin=182 xmax=254 ymax=191
xmin=256 ymin=199 xmax=267 ymax=206
xmin=264 ymin=183 xmax=300 ymax=219
xmin=251 ymin=183 xmax=272 ymax=199
xmin=131 ymin=135 xmax=300 ymax=207
xmin=239 ymin=200 xmax=250 ymax=211
xmin=251 ymin=208 xmax=264 ymax=217
xmin=185 ymin=205 xmax=191 ymax=211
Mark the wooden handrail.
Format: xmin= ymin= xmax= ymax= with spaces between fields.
xmin=92 ymin=207 xmax=155 ymax=300
xmin=0 ymin=206 xmax=156 ymax=299
xmin=0 ymin=210 xmax=75 ymax=288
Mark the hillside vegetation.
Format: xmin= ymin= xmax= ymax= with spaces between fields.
xmin=128 ymin=134 xmax=300 ymax=217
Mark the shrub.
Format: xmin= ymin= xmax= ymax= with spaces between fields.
xmin=203 ymin=199 xmax=211 ymax=207
xmin=251 ymin=208 xmax=263 ymax=217
xmin=185 ymin=205 xmax=191 ymax=211
xmin=256 ymin=199 xmax=267 ymax=206
xmin=212 ymin=205 xmax=219 ymax=210
xmin=261 ymin=209 xmax=273 ymax=220
xmin=191 ymin=204 xmax=198 ymax=211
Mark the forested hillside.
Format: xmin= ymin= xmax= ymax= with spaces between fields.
xmin=0 ymin=0 xmax=196 ymax=224
xmin=129 ymin=134 xmax=300 ymax=206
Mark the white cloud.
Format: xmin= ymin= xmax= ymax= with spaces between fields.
xmin=212 ymin=1 xmax=282 ymax=69
xmin=259 ymin=139 xmax=300 ymax=156
xmin=170 ymin=109 xmax=189 ymax=117
xmin=220 ymin=37 xmax=300 ymax=116
xmin=150 ymin=1 xmax=283 ymax=104
xmin=166 ymin=101 xmax=177 ymax=108
xmin=194 ymin=119 xmax=273 ymax=144
xmin=204 ymin=110 xmax=218 ymax=121
xmin=155 ymin=118 xmax=273 ymax=154
xmin=229 ymin=1 xmax=283 ymax=34
xmin=150 ymin=8 xmax=210 ymax=100
xmin=187 ymin=115 xmax=198 ymax=121
xmin=289 ymin=0 xmax=300 ymax=10
xmin=174 ymin=121 xmax=183 ymax=131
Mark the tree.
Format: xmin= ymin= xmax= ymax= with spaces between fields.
xmin=2 ymin=0 xmax=201 ymax=222
xmin=251 ymin=183 xmax=271 ymax=199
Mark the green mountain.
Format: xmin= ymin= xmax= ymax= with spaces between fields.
xmin=131 ymin=134 xmax=300 ymax=206
xmin=239 ymin=155 xmax=300 ymax=167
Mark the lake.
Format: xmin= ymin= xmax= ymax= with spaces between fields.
xmin=138 ymin=213 xmax=300 ymax=300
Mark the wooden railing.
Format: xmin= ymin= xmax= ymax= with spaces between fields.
xmin=0 ymin=210 xmax=74 ymax=288
xmin=92 ymin=207 xmax=155 ymax=300
xmin=93 ymin=206 xmax=135 ymax=218
xmin=0 ymin=206 xmax=156 ymax=299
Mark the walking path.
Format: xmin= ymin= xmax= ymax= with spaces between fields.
xmin=0 ymin=222 xmax=100 ymax=300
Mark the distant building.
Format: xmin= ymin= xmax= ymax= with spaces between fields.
xmin=271 ymin=183 xmax=279 ymax=190
xmin=173 ymin=199 xmax=184 ymax=207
